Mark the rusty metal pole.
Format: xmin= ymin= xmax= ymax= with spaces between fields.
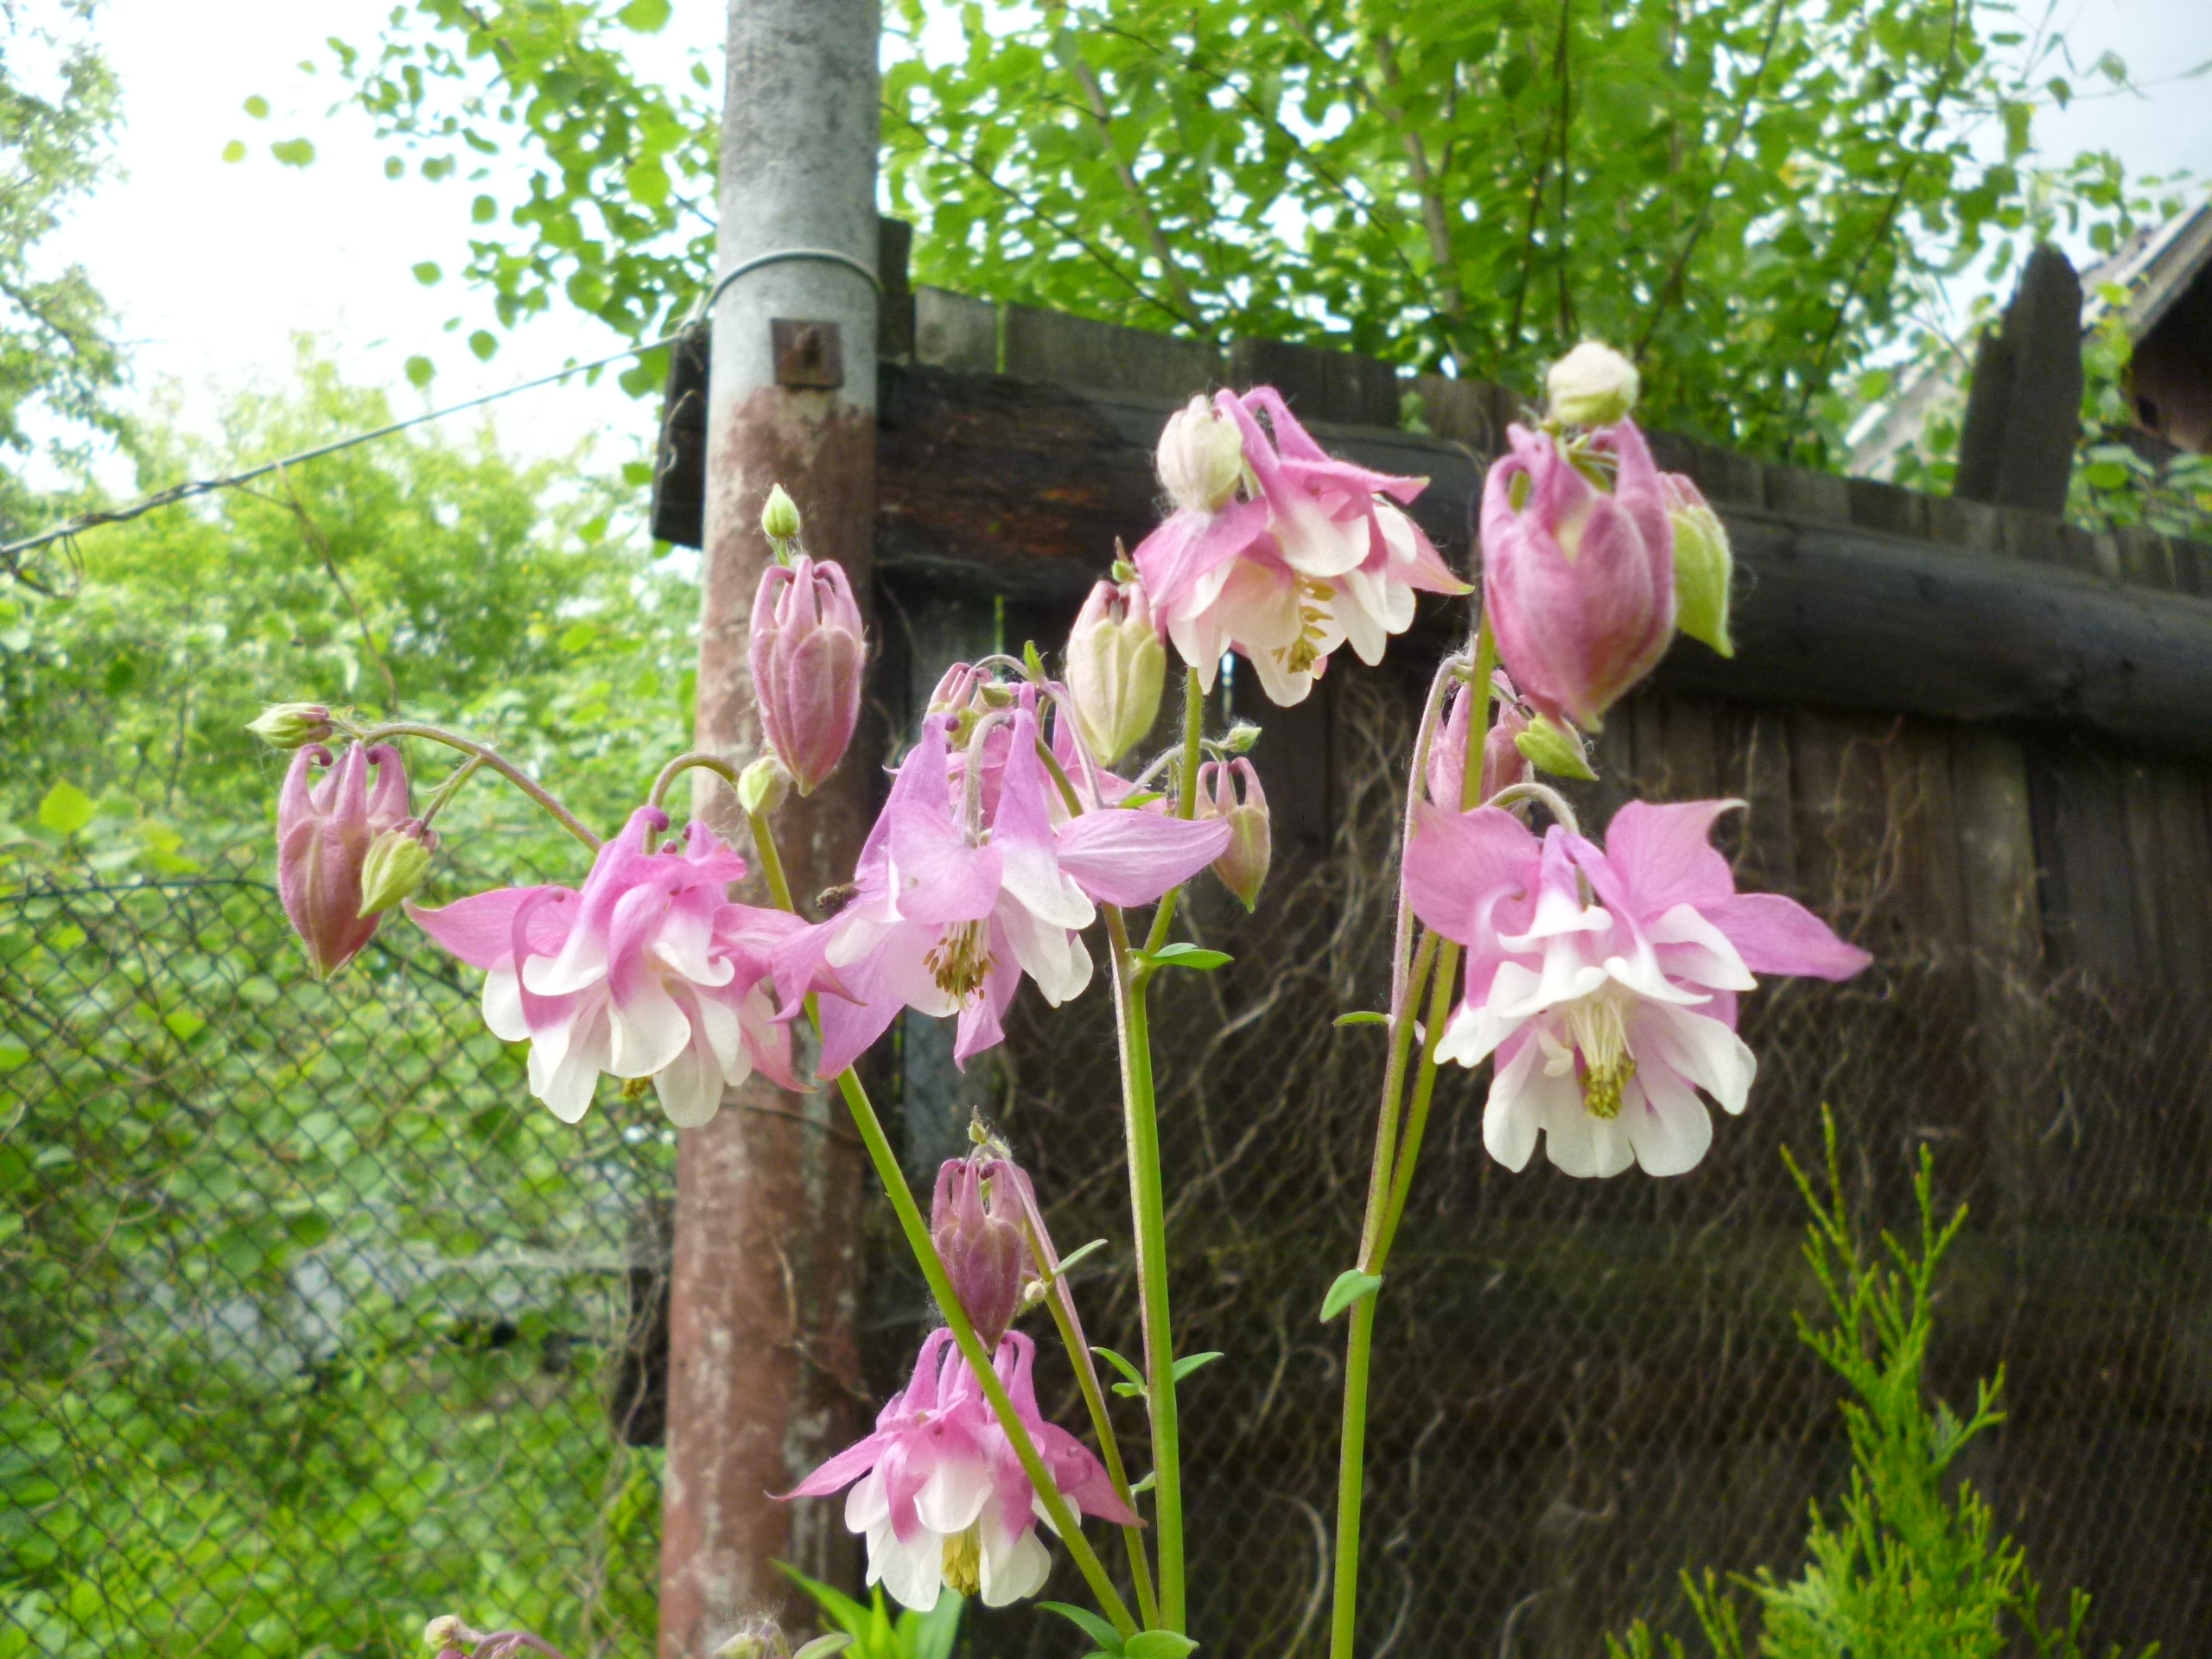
xmin=658 ymin=3 xmax=880 ymax=1655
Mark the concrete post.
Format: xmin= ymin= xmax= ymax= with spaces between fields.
xmin=657 ymin=3 xmax=880 ymax=1654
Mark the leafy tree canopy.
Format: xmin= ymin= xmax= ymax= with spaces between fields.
xmin=310 ymin=0 xmax=2171 ymax=465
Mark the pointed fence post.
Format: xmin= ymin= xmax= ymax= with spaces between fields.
xmin=657 ymin=3 xmax=881 ymax=1655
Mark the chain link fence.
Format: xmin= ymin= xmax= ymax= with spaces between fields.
xmin=1 ymin=874 xmax=671 ymax=1659
xmin=8 ymin=699 xmax=2210 ymax=1659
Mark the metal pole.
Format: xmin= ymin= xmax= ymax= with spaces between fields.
xmin=658 ymin=3 xmax=880 ymax=1654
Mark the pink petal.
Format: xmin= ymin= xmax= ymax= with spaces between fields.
xmin=781 ymin=1432 xmax=891 ymax=1499
xmin=1402 ymin=804 xmax=1542 ymax=948
xmin=1702 ymin=893 xmax=1872 ymax=981
xmin=890 ymin=806 xmax=1004 ymax=925
xmin=1599 ymin=799 xmax=1741 ymax=916
xmin=1053 ymin=808 xmax=1231 ymax=907
xmin=408 ymin=885 xmax=568 ymax=969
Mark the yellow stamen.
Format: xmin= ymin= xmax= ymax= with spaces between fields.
xmin=1566 ymin=994 xmax=1637 ymax=1122
xmin=941 ymin=1526 xmax=982 ymax=1597
xmin=925 ymin=919 xmax=994 ymax=1000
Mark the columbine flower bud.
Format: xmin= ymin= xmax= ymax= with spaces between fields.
xmin=1198 ymin=758 xmax=1270 ymax=910
xmin=1065 ymin=578 xmax=1166 ymax=766
xmin=736 ymin=753 xmax=790 ymax=817
xmin=760 ymin=483 xmax=802 ymax=545
xmin=422 ymin=1615 xmax=468 ymax=1653
xmin=1479 ymin=420 xmax=1675 ymax=730
xmin=931 ymin=1159 xmax=1027 ymax=1352
xmin=248 ymin=702 xmax=334 ymax=749
xmin=1156 ymin=392 xmax=1245 ymax=515
xmin=1221 ymin=721 xmax=1262 ymax=755
xmin=748 ymin=555 xmax=865 ymax=795
xmin=1426 ymin=673 xmax=1530 ymax=809
xmin=358 ymin=819 xmax=437 ymax=917
xmin=279 ymin=741 xmax=412 ymax=978
xmin=1660 ymin=473 xmax=1734 ymax=658
xmin=1546 ymin=340 xmax=1640 ymax=429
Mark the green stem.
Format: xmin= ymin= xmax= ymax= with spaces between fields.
xmin=647 ymin=749 xmax=741 ymax=811
xmin=1104 ymin=906 xmax=1185 ymax=1630
xmin=1329 ymin=618 xmax=1497 ymax=1659
xmin=350 ymin=720 xmax=601 ymax=850
xmin=1024 ymin=1212 xmax=1161 ymax=1630
xmin=743 ymin=806 xmax=1138 ymax=1637
xmin=1141 ymin=666 xmax=1208 ymax=956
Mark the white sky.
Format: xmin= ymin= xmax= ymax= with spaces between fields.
xmin=29 ymin=0 xmax=2212 ymax=487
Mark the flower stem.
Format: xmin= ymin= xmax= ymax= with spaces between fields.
xmin=1104 ymin=905 xmax=1186 ymax=1631
xmin=350 ymin=721 xmax=602 ymax=851
xmin=1141 ymin=666 xmax=1208 ymax=955
xmin=1328 ymin=616 xmax=1497 ymax=1659
xmin=744 ymin=804 xmax=1137 ymax=1637
xmin=646 ymin=750 xmax=741 ymax=811
xmin=1022 ymin=1211 xmax=1161 ymax=1630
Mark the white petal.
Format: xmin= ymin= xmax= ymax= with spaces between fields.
xmin=1646 ymin=904 xmax=1757 ymax=991
xmin=608 ymin=977 xmax=694 ymax=1078
xmin=998 ymin=902 xmax=1093 ymax=1007
xmin=1435 ymin=999 xmax=1522 ymax=1070
xmin=871 ymin=1526 xmax=946 ymax=1613
xmin=1490 ymin=946 xmax=1606 ymax=1020
xmin=978 ymin=1519 xmax=1052 ymax=1607
xmin=534 ymin=1003 xmax=609 ymax=1124
xmin=1620 ymin=1067 xmax=1713 ymax=1177
xmin=523 ymin=926 xmax=609 ymax=996
xmin=1544 ymin=1100 xmax=1635 ymax=1179
xmin=998 ymin=840 xmax=1094 ymax=933
xmin=915 ymin=1457 xmax=992 ymax=1536
xmin=1641 ymin=1004 xmax=1758 ymax=1115
xmin=481 ymin=962 xmax=527 ymax=1042
xmin=846 ymin=1468 xmax=890 ymax=1535
xmin=1481 ymin=1037 xmax=1549 ymax=1172
xmin=652 ymin=1038 xmax=724 ymax=1128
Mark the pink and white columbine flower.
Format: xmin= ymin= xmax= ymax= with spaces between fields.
xmin=1405 ymin=798 xmax=1870 ymax=1178
xmin=1132 ymin=387 xmax=1467 ymax=707
xmin=783 ymin=706 xmax=1229 ymax=1077
xmin=786 ymin=1326 xmax=1138 ymax=1611
xmin=410 ymin=807 xmax=804 ymax=1126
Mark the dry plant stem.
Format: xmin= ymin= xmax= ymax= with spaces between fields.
xmin=1104 ymin=904 xmax=1188 ymax=1631
xmin=351 ymin=721 xmax=601 ymax=851
xmin=1329 ymin=619 xmax=1497 ymax=1659
xmin=1021 ymin=1211 xmax=1162 ymax=1630
xmin=743 ymin=808 xmax=1140 ymax=1638
xmin=645 ymin=750 xmax=741 ymax=811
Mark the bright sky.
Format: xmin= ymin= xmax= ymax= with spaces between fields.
xmin=31 ymin=0 xmax=2212 ymax=488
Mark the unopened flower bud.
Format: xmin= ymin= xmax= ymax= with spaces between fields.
xmin=1514 ymin=712 xmax=1597 ymax=782
xmin=736 ymin=753 xmax=790 ymax=817
xmin=1156 ymin=393 xmax=1245 ymax=515
xmin=248 ymin=702 xmax=334 ymax=749
xmin=1221 ymin=721 xmax=1262 ymax=755
xmin=1198 ymin=758 xmax=1270 ymax=911
xmin=1546 ymin=340 xmax=1640 ymax=429
xmin=1065 ymin=578 xmax=1166 ymax=766
xmin=358 ymin=819 xmax=437 ymax=917
xmin=760 ymin=483 xmax=802 ymax=544
xmin=279 ymin=741 xmax=413 ymax=978
xmin=1427 ymin=673 xmax=1531 ymax=808
xmin=423 ymin=1616 xmax=467 ymax=1653
xmin=749 ymin=556 xmax=865 ymax=795
xmin=1661 ymin=473 xmax=1734 ymax=658
xmin=932 ymin=1159 xmax=1028 ymax=1352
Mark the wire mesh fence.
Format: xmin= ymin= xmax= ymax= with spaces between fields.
xmin=0 ymin=876 xmax=671 ymax=1659
xmin=8 ymin=690 xmax=2211 ymax=1659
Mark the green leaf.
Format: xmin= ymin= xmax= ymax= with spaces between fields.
xmin=1128 ymin=1470 xmax=1156 ymax=1494
xmin=790 ymin=1637 xmax=852 ymax=1659
xmin=1040 ymin=1603 xmax=1124 ymax=1656
xmin=270 ymin=137 xmax=316 ymax=168
xmin=411 ymin=261 xmax=443 ymax=286
xmin=0 ymin=1037 xmax=29 ymax=1071
xmin=1092 ymin=1346 xmax=1147 ymax=1390
xmin=471 ymin=193 xmax=497 ymax=224
xmin=467 ymin=329 xmax=498 ymax=362
xmin=1320 ymin=1269 xmax=1384 ymax=1322
xmin=1333 ymin=1011 xmax=1389 ymax=1028
xmin=776 ymin=1561 xmax=871 ymax=1637
xmin=37 ymin=781 xmax=94 ymax=836
xmin=616 ymin=0 xmax=672 ymax=30
xmin=243 ymin=95 xmax=270 ymax=119
xmin=1170 ymin=1351 xmax=1223 ymax=1382
xmin=162 ymin=1009 xmax=207 ymax=1044
xmin=1022 ymin=639 xmax=1047 ymax=679
xmin=1052 ymin=1237 xmax=1108 ymax=1276
xmin=220 ymin=139 xmax=247 ymax=164
xmin=404 ymin=355 xmax=435 ymax=390
xmin=1124 ymin=1633 xmax=1199 ymax=1659
xmin=1149 ymin=943 xmax=1230 ymax=972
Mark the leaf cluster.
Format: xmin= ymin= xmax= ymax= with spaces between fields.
xmin=779 ymin=1561 xmax=962 ymax=1659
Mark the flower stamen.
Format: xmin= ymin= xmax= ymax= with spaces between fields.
xmin=1565 ymin=993 xmax=1636 ymax=1122
xmin=925 ymin=919 xmax=995 ymax=1000
xmin=941 ymin=1525 xmax=982 ymax=1597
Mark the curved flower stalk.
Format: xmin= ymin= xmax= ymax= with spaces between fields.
xmin=779 ymin=706 xmax=1229 ymax=1077
xmin=786 ymin=1326 xmax=1139 ymax=1611
xmin=1132 ymin=387 xmax=1466 ymax=707
xmin=1406 ymin=798 xmax=1871 ymax=1176
xmin=410 ymin=806 xmax=804 ymax=1125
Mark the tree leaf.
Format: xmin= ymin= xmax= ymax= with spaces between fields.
xmin=270 ymin=137 xmax=316 ymax=168
xmin=1320 ymin=1269 xmax=1383 ymax=1322
xmin=37 ymin=782 xmax=94 ymax=836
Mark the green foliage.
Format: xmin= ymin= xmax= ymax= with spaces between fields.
xmin=0 ymin=1 xmax=124 ymax=550
xmin=0 ymin=346 xmax=695 ymax=883
xmin=779 ymin=1562 xmax=963 ymax=1659
xmin=2067 ymin=296 xmax=2212 ymax=542
xmin=1608 ymin=1117 xmax=2151 ymax=1659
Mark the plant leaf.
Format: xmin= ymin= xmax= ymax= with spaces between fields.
xmin=775 ymin=1561 xmax=870 ymax=1637
xmin=1320 ymin=1269 xmax=1384 ymax=1322
xmin=1040 ymin=1602 xmax=1125 ymax=1656
xmin=37 ymin=782 xmax=93 ymax=836
xmin=791 ymin=1638 xmax=852 ymax=1659
xmin=1333 ymin=1011 xmax=1389 ymax=1028
xmin=1125 ymin=1633 xmax=1199 ymax=1659
xmin=1170 ymin=1351 xmax=1223 ymax=1382
xmin=1052 ymin=1238 xmax=1108 ymax=1277
xmin=1151 ymin=943 xmax=1230 ymax=971
xmin=1091 ymin=1346 xmax=1147 ymax=1390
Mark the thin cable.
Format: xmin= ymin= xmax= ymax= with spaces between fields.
xmin=0 ymin=330 xmax=686 ymax=566
xmin=688 ymin=245 xmax=881 ymax=325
